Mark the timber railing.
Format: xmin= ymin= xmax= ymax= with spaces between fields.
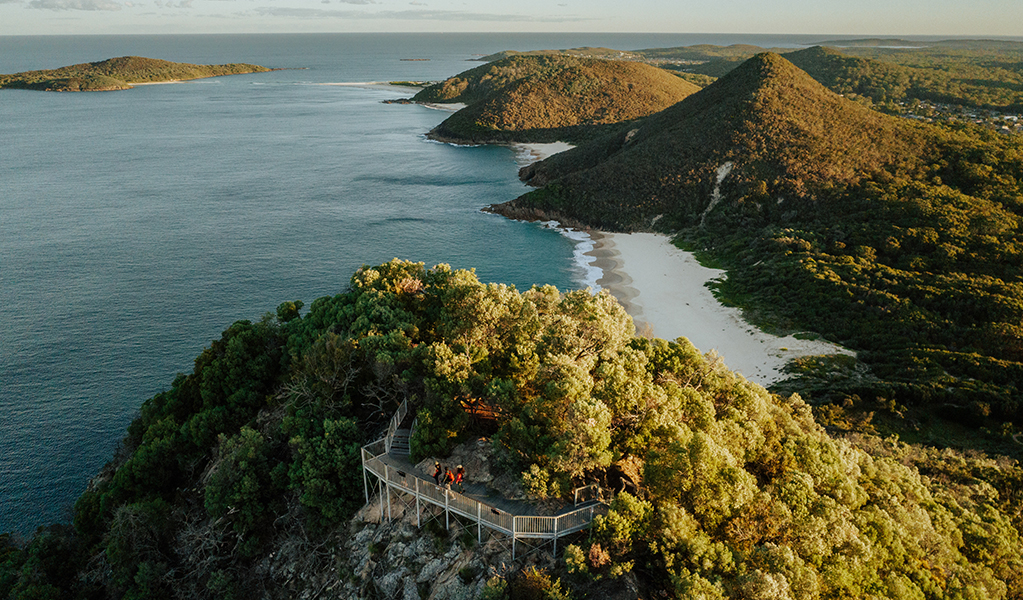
xmin=362 ymin=422 xmax=607 ymax=558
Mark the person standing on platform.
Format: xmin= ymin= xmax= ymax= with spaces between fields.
xmin=454 ymin=465 xmax=464 ymax=492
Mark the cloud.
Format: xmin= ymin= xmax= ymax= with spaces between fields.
xmin=0 ymin=0 xmax=24 ymax=5
xmin=251 ymin=6 xmax=590 ymax=21
xmin=409 ymin=0 xmax=426 ymax=5
xmin=28 ymin=0 xmax=121 ymax=9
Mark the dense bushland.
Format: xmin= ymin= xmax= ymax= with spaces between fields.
xmin=2 ymin=260 xmax=1021 ymax=599
xmin=498 ymin=52 xmax=1023 ymax=428
xmin=641 ymin=40 xmax=1023 ymax=111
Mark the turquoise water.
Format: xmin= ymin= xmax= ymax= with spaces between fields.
xmin=0 ymin=31 xmax=968 ymax=534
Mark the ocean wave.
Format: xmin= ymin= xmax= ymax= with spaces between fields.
xmin=541 ymin=221 xmax=602 ymax=292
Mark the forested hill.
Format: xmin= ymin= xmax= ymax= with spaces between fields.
xmin=494 ymin=52 xmax=1023 ymax=437
xmin=500 ymin=52 xmax=931 ymax=231
xmin=784 ymin=45 xmax=1023 ymax=111
xmin=412 ymin=54 xmax=700 ymax=144
xmin=0 ymin=56 xmax=271 ymax=91
xmin=784 ymin=46 xmax=922 ymax=104
xmin=3 ymin=261 xmax=1022 ymax=599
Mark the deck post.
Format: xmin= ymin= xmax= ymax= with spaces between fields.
xmin=384 ymin=464 xmax=391 ymax=522
xmin=512 ymin=517 xmax=516 ymax=560
xmin=445 ymin=488 xmax=450 ymax=530
xmin=553 ymin=518 xmax=558 ymax=556
xmin=415 ymin=478 xmax=421 ymax=528
xmin=362 ymin=451 xmax=369 ymax=503
xmin=477 ymin=502 xmax=482 ymax=543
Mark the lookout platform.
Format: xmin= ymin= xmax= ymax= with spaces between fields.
xmin=361 ymin=400 xmax=608 ymax=558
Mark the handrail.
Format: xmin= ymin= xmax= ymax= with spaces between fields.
xmin=573 ymin=483 xmax=603 ymax=506
xmin=363 ymin=401 xmax=608 ymax=558
xmin=361 ymin=437 xmax=608 ymax=546
xmin=383 ymin=399 xmax=409 ymax=454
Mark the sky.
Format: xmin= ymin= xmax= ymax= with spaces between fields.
xmin=0 ymin=0 xmax=1021 ymax=37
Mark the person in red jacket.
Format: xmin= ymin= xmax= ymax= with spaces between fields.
xmin=454 ymin=465 xmax=465 ymax=492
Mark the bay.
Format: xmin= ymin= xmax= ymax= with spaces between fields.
xmin=0 ymin=31 xmax=955 ymax=535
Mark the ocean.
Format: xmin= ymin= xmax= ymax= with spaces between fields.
xmin=0 ymin=31 xmax=900 ymax=535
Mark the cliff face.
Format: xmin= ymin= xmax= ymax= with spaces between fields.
xmin=334 ymin=501 xmax=518 ymax=600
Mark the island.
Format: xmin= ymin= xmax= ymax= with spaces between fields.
xmin=0 ymin=55 xmax=272 ymax=92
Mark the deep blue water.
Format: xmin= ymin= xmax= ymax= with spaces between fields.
xmin=6 ymin=31 xmax=1011 ymax=535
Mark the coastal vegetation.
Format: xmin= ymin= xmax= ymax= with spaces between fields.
xmin=0 ymin=56 xmax=271 ymax=92
xmin=644 ymin=40 xmax=1023 ymax=114
xmin=412 ymin=54 xmax=700 ymax=143
xmin=494 ymin=52 xmax=1023 ymax=447
xmin=5 ymin=41 xmax=1023 ymax=600
xmin=2 ymin=260 xmax=1022 ymax=599
xmin=480 ymin=40 xmax=1023 ymax=118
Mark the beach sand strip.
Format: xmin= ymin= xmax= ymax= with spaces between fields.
xmin=586 ymin=231 xmax=852 ymax=386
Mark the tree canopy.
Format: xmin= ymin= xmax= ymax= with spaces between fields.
xmin=495 ymin=52 xmax=1023 ymax=433
xmin=2 ymin=260 xmax=1021 ymax=599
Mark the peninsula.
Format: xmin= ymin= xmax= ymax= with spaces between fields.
xmin=0 ymin=56 xmax=272 ymax=92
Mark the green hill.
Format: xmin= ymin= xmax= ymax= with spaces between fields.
xmin=783 ymin=46 xmax=922 ymax=104
xmin=0 ymin=56 xmax=272 ymax=91
xmin=495 ymin=52 xmax=1023 ymax=432
xmin=2 ymin=260 xmax=1021 ymax=599
xmin=500 ymin=52 xmax=929 ymax=229
xmin=655 ymin=42 xmax=1023 ymax=111
xmin=414 ymin=54 xmax=701 ymax=143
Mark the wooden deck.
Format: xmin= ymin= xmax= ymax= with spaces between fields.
xmin=372 ymin=452 xmax=541 ymax=517
xmin=360 ymin=401 xmax=608 ymax=558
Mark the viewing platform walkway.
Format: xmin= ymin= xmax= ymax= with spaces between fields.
xmin=361 ymin=400 xmax=608 ymax=558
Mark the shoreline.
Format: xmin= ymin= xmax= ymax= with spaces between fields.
xmin=491 ymin=138 xmax=847 ymax=386
xmin=583 ymin=231 xmax=853 ymax=385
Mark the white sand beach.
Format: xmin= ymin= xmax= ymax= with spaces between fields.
xmin=507 ymin=141 xmax=846 ymax=385
xmin=512 ymin=142 xmax=575 ymax=166
xmin=584 ymin=231 xmax=852 ymax=385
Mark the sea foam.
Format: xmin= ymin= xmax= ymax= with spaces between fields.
xmin=542 ymin=221 xmax=603 ymax=292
